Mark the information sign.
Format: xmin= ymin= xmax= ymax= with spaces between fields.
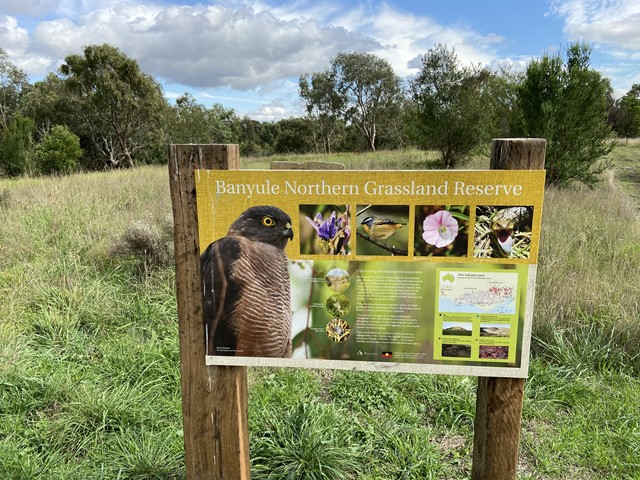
xmin=196 ymin=169 xmax=544 ymax=377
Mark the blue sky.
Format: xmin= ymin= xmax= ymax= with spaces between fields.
xmin=2 ymin=0 xmax=639 ymax=120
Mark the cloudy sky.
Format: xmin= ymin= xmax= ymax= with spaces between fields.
xmin=2 ymin=0 xmax=640 ymax=120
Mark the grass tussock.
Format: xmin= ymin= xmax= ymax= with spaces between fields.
xmin=0 ymin=147 xmax=639 ymax=479
xmin=109 ymin=217 xmax=174 ymax=274
xmin=534 ymin=169 xmax=640 ymax=373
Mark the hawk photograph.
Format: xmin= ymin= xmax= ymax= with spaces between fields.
xmin=201 ymin=205 xmax=294 ymax=357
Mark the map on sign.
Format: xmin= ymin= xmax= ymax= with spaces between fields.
xmin=438 ymin=271 xmax=518 ymax=314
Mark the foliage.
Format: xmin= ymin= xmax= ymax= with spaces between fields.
xmin=237 ymin=117 xmax=279 ymax=157
xmin=302 ymin=52 xmax=404 ymax=151
xmin=33 ymin=125 xmax=83 ymax=175
xmin=512 ymin=42 xmax=614 ymax=187
xmin=614 ymin=84 xmax=640 ymax=140
xmin=166 ymin=93 xmax=236 ymax=144
xmin=0 ymin=48 xmax=30 ymax=132
xmin=299 ymin=71 xmax=344 ymax=153
xmin=0 ymin=113 xmax=35 ymax=176
xmin=409 ymin=45 xmax=495 ymax=168
xmin=59 ymin=44 xmax=168 ymax=168
xmin=332 ymin=52 xmax=404 ymax=151
xmin=273 ymin=117 xmax=316 ymax=154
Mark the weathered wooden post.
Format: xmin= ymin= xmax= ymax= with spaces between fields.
xmin=168 ymin=144 xmax=250 ymax=480
xmin=471 ymin=138 xmax=546 ymax=480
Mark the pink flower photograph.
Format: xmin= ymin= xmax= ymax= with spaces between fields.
xmin=414 ymin=205 xmax=470 ymax=257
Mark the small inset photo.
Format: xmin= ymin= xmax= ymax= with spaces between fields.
xmin=325 ymin=318 xmax=352 ymax=343
xmin=479 ymin=345 xmax=509 ymax=359
xmin=442 ymin=322 xmax=473 ymax=336
xmin=415 ymin=205 xmax=470 ymax=257
xmin=325 ymin=268 xmax=351 ymax=293
xmin=474 ymin=206 xmax=533 ymax=258
xmin=479 ymin=324 xmax=511 ymax=338
xmin=325 ymin=294 xmax=351 ymax=318
xmin=441 ymin=344 xmax=472 ymax=358
xmin=356 ymin=205 xmax=409 ymax=256
xmin=299 ymin=205 xmax=351 ymax=255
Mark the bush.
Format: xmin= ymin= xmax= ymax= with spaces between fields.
xmin=0 ymin=113 xmax=34 ymax=176
xmin=34 ymin=125 xmax=82 ymax=175
xmin=512 ymin=43 xmax=613 ymax=187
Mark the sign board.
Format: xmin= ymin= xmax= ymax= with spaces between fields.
xmin=196 ymin=169 xmax=544 ymax=377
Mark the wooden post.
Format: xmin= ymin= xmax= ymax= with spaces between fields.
xmin=471 ymin=138 xmax=546 ymax=480
xmin=168 ymin=144 xmax=251 ymax=480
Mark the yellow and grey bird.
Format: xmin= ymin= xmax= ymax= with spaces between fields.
xmin=360 ymin=216 xmax=406 ymax=242
xmin=201 ymin=206 xmax=294 ymax=357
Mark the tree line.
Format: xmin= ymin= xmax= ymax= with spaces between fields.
xmin=1 ymin=42 xmax=639 ymax=186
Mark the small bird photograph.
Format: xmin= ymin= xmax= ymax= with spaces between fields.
xmin=200 ymin=205 xmax=294 ymax=357
xmin=356 ymin=205 xmax=409 ymax=256
xmin=473 ymin=205 xmax=534 ymax=258
xmin=414 ymin=205 xmax=470 ymax=257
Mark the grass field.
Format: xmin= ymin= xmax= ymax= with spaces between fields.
xmin=1 ymin=145 xmax=639 ymax=479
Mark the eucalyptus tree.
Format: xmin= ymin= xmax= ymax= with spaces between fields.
xmin=301 ymin=52 xmax=403 ymax=151
xmin=0 ymin=48 xmax=30 ymax=132
xmin=167 ymin=93 xmax=237 ymax=144
xmin=59 ymin=44 xmax=168 ymax=168
xmin=299 ymin=71 xmax=344 ymax=153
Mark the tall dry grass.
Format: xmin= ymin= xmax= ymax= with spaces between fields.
xmin=533 ymin=170 xmax=640 ymax=371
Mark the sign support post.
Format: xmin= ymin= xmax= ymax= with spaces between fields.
xmin=169 ymin=144 xmax=250 ymax=480
xmin=471 ymin=138 xmax=546 ymax=480
xmin=169 ymin=140 xmax=545 ymax=479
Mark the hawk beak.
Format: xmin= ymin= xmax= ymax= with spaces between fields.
xmin=283 ymin=223 xmax=294 ymax=240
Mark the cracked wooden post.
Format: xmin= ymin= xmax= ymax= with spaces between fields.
xmin=169 ymin=144 xmax=251 ymax=480
xmin=471 ymin=138 xmax=546 ymax=480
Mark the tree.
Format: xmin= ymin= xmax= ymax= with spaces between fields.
xmin=59 ymin=44 xmax=168 ymax=168
xmin=167 ymin=93 xmax=237 ymax=144
xmin=409 ymin=44 xmax=494 ymax=168
xmin=299 ymin=71 xmax=344 ymax=153
xmin=34 ymin=125 xmax=83 ymax=175
xmin=615 ymin=84 xmax=640 ymax=140
xmin=274 ymin=118 xmax=315 ymax=154
xmin=0 ymin=113 xmax=34 ymax=176
xmin=0 ymin=48 xmax=31 ymax=132
xmin=301 ymin=52 xmax=403 ymax=151
xmin=512 ymin=42 xmax=613 ymax=186
xmin=332 ymin=52 xmax=403 ymax=151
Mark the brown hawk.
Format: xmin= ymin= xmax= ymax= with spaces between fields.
xmin=201 ymin=206 xmax=294 ymax=357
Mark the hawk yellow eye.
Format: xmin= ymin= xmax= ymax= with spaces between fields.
xmin=261 ymin=215 xmax=275 ymax=227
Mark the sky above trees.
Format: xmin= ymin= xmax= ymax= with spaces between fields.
xmin=2 ymin=0 xmax=639 ymax=120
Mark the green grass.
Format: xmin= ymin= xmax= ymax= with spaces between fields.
xmin=1 ymin=147 xmax=639 ymax=479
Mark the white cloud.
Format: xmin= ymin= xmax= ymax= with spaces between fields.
xmin=552 ymin=0 xmax=640 ymax=50
xmin=21 ymin=2 xmax=377 ymax=90
xmin=0 ymin=15 xmax=29 ymax=51
xmin=2 ymin=0 xmax=542 ymax=116
xmin=249 ymin=103 xmax=291 ymax=122
xmin=345 ymin=3 xmax=500 ymax=77
xmin=0 ymin=1 xmax=59 ymax=17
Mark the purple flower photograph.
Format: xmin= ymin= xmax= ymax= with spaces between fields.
xmin=299 ymin=205 xmax=351 ymax=255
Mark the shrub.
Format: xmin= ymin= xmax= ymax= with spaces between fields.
xmin=34 ymin=125 xmax=82 ymax=175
